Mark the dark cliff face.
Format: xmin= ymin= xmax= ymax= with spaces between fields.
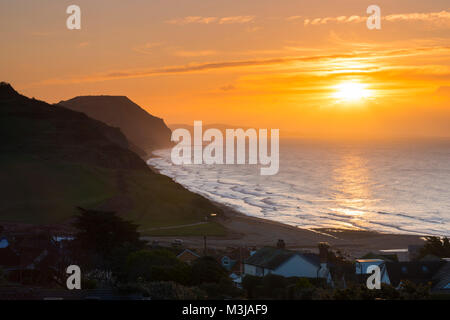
xmin=0 ymin=84 xmax=148 ymax=170
xmin=58 ymin=96 xmax=173 ymax=155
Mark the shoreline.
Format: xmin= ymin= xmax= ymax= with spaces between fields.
xmin=145 ymin=158 xmax=427 ymax=257
xmin=144 ymin=197 xmax=426 ymax=258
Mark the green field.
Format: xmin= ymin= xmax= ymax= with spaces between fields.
xmin=0 ymin=154 xmax=226 ymax=236
xmin=0 ymin=155 xmax=116 ymax=224
xmin=141 ymin=222 xmax=227 ymax=237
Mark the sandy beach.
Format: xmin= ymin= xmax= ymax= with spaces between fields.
xmin=143 ymin=200 xmax=426 ymax=258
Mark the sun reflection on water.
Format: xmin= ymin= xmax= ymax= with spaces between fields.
xmin=330 ymin=152 xmax=373 ymax=228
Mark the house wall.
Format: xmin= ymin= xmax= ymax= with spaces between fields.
xmin=244 ymin=264 xmax=271 ymax=277
xmin=273 ymin=255 xmax=318 ymax=278
xmin=244 ymin=263 xmax=257 ymax=276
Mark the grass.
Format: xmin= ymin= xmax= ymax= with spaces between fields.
xmin=141 ymin=222 xmax=227 ymax=237
xmin=119 ymin=171 xmax=227 ymax=236
xmin=0 ymin=154 xmax=227 ymax=236
xmin=0 ymin=155 xmax=116 ymax=224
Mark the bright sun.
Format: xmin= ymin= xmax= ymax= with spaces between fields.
xmin=333 ymin=81 xmax=372 ymax=102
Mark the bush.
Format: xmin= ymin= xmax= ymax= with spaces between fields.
xmin=126 ymin=249 xmax=191 ymax=285
xmin=145 ymin=281 xmax=206 ymax=300
xmin=190 ymin=256 xmax=229 ymax=285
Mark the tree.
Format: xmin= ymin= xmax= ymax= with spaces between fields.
xmin=126 ymin=249 xmax=191 ymax=285
xmin=190 ymin=256 xmax=229 ymax=285
xmin=398 ymin=280 xmax=431 ymax=300
xmin=72 ymin=207 xmax=145 ymax=270
xmin=419 ymin=236 xmax=450 ymax=259
xmin=242 ymin=275 xmax=262 ymax=299
xmin=190 ymin=256 xmax=241 ymax=299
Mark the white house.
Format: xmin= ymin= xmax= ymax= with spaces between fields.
xmin=243 ymin=247 xmax=331 ymax=282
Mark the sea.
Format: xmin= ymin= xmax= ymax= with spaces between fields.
xmin=147 ymin=138 xmax=450 ymax=236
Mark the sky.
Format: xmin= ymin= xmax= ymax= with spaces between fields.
xmin=1 ymin=0 xmax=450 ymax=139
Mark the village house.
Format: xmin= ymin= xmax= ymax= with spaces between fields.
xmin=176 ymin=249 xmax=200 ymax=265
xmin=216 ymin=247 xmax=254 ymax=288
xmin=243 ymin=244 xmax=332 ymax=283
xmin=217 ymin=247 xmax=253 ymax=273
xmin=355 ymin=257 xmax=450 ymax=292
xmin=0 ymin=232 xmax=69 ymax=285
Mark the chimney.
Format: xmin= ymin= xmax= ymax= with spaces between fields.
xmin=277 ymin=239 xmax=286 ymax=249
xmin=318 ymin=242 xmax=330 ymax=264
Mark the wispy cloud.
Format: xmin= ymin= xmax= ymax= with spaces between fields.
xmin=299 ymin=10 xmax=450 ymax=27
xmin=385 ymin=11 xmax=450 ymax=22
xmin=133 ymin=42 xmax=163 ymax=54
xmin=286 ymin=16 xmax=303 ymax=22
xmin=218 ymin=16 xmax=255 ymax=24
xmin=304 ymin=15 xmax=365 ymax=26
xmin=173 ymin=50 xmax=218 ymax=57
xmin=36 ymin=46 xmax=450 ymax=85
xmin=220 ymin=84 xmax=236 ymax=91
xmin=166 ymin=15 xmax=255 ymax=25
xmin=166 ymin=16 xmax=218 ymax=25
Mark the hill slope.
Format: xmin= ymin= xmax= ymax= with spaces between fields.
xmin=0 ymin=83 xmax=223 ymax=235
xmin=58 ymin=96 xmax=172 ymax=155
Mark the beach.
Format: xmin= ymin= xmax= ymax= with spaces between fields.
xmin=143 ymin=200 xmax=425 ymax=258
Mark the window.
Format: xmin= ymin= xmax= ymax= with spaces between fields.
xmin=256 ymin=267 xmax=264 ymax=276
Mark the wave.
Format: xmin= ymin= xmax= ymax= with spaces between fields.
xmin=147 ymin=142 xmax=450 ymax=236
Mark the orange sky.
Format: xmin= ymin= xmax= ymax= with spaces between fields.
xmin=1 ymin=0 xmax=450 ymax=139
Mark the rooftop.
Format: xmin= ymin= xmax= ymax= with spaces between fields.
xmin=244 ymin=247 xmax=320 ymax=270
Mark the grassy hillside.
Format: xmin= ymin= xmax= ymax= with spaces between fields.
xmin=0 ymin=83 xmax=226 ymax=236
xmin=0 ymin=154 xmax=225 ymax=235
xmin=0 ymin=155 xmax=116 ymax=224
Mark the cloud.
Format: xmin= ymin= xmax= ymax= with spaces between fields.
xmin=133 ymin=42 xmax=163 ymax=54
xmin=300 ymin=10 xmax=450 ymax=27
xmin=166 ymin=15 xmax=255 ymax=25
xmin=385 ymin=11 xmax=450 ymax=22
xmin=166 ymin=16 xmax=218 ymax=25
xmin=303 ymin=15 xmax=366 ymax=26
xmin=36 ymin=46 xmax=450 ymax=85
xmin=286 ymin=16 xmax=302 ymax=22
xmin=173 ymin=50 xmax=218 ymax=57
xmin=37 ymin=53 xmax=361 ymax=85
xmin=220 ymin=84 xmax=236 ymax=91
xmin=218 ymin=16 xmax=255 ymax=24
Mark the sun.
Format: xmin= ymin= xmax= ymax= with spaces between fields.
xmin=333 ymin=81 xmax=372 ymax=102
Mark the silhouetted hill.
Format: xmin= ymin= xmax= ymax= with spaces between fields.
xmin=0 ymin=82 xmax=20 ymax=99
xmin=58 ymin=96 xmax=172 ymax=156
xmin=0 ymin=83 xmax=223 ymax=235
xmin=0 ymin=85 xmax=146 ymax=170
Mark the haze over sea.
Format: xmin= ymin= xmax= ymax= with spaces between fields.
xmin=148 ymin=139 xmax=450 ymax=236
